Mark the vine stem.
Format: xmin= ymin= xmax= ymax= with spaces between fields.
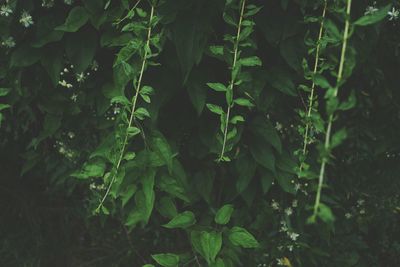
xmin=312 ymin=0 xmax=352 ymax=219
xmin=301 ymin=0 xmax=327 ymax=159
xmin=218 ymin=0 xmax=246 ymax=162
xmin=96 ymin=5 xmax=155 ymax=212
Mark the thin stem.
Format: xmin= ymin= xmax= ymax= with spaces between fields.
xmin=301 ymin=0 xmax=327 ymax=158
xmin=96 ymin=5 xmax=155 ymax=212
xmin=219 ymin=0 xmax=246 ymax=162
xmin=312 ymin=0 xmax=352 ymax=219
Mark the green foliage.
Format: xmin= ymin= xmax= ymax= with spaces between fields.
xmin=1 ymin=0 xmax=400 ymax=266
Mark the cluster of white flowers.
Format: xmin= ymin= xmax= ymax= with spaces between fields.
xmin=288 ymin=232 xmax=299 ymax=241
xmin=89 ymin=183 xmax=106 ymax=190
xmin=59 ymin=79 xmax=73 ymax=89
xmin=105 ymin=103 xmax=122 ymax=121
xmin=42 ymin=0 xmax=55 ymax=8
xmin=388 ymin=7 xmax=399 ymax=21
xmin=0 ymin=4 xmax=12 ymax=16
xmin=284 ymin=207 xmax=293 ymax=216
xmin=54 ymin=140 xmax=75 ymax=159
xmin=19 ymin=11 xmax=34 ymax=27
xmin=271 ymin=199 xmax=280 ymax=210
xmin=1 ymin=36 xmax=15 ymax=48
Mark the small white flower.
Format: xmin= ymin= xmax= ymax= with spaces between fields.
xmin=70 ymin=93 xmax=78 ymax=102
xmin=277 ymin=258 xmax=285 ymax=266
xmin=364 ymin=5 xmax=378 ymax=15
xmin=76 ymin=72 xmax=85 ymax=82
xmin=271 ymin=199 xmax=280 ymax=210
xmin=388 ymin=7 xmax=399 ymax=21
xmin=113 ymin=106 xmax=121 ymax=115
xmin=275 ymin=122 xmax=283 ymax=131
xmin=357 ymin=199 xmax=365 ymax=206
xmin=42 ymin=0 xmax=55 ymax=8
xmin=19 ymin=11 xmax=34 ymax=28
xmin=292 ymin=199 xmax=298 ymax=208
xmin=359 ymin=209 xmax=366 ymax=215
xmin=285 ymin=207 xmax=293 ymax=216
xmin=288 ymin=232 xmax=299 ymax=241
xmin=1 ymin=36 xmax=15 ymax=48
xmin=64 ymin=0 xmax=73 ymax=5
xmin=294 ymin=183 xmax=301 ymax=192
xmin=279 ymin=221 xmax=288 ymax=232
xmin=0 ymin=5 xmax=12 ymax=16
xmin=91 ymin=60 xmax=99 ymax=71
xmin=67 ymin=131 xmax=75 ymax=139
xmin=63 ymin=68 xmax=69 ymax=73
xmin=345 ymin=212 xmax=352 ymax=219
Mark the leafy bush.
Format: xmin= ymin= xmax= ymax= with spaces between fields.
xmin=1 ymin=0 xmax=400 ymax=266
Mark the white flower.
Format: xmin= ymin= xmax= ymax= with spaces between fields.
xmin=357 ymin=199 xmax=365 ymax=206
xmin=364 ymin=5 xmax=378 ymax=15
xmin=288 ymin=232 xmax=299 ymax=241
xmin=91 ymin=60 xmax=99 ymax=71
xmin=42 ymin=0 xmax=55 ymax=8
xmin=70 ymin=93 xmax=78 ymax=102
xmin=345 ymin=212 xmax=352 ymax=219
xmin=67 ymin=131 xmax=75 ymax=139
xmin=285 ymin=207 xmax=293 ymax=216
xmin=271 ymin=199 xmax=280 ymax=210
xmin=64 ymin=0 xmax=73 ymax=5
xmin=0 ymin=5 xmax=12 ymax=16
xmin=19 ymin=11 xmax=34 ymax=27
xmin=294 ymin=183 xmax=301 ymax=192
xmin=388 ymin=7 xmax=399 ymax=21
xmin=287 ymin=245 xmax=293 ymax=252
xmin=64 ymin=68 xmax=69 ymax=73
xmin=275 ymin=122 xmax=283 ymax=131
xmin=113 ymin=106 xmax=121 ymax=115
xmin=292 ymin=199 xmax=298 ymax=208
xmin=279 ymin=221 xmax=288 ymax=232
xmin=58 ymin=80 xmax=73 ymax=88
xmin=1 ymin=36 xmax=15 ymax=48
xmin=359 ymin=209 xmax=366 ymax=215
xmin=76 ymin=72 xmax=86 ymax=82
xmin=277 ymin=258 xmax=286 ymax=266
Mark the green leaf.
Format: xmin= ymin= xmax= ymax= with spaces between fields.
xmin=250 ymin=142 xmax=275 ymax=172
xmin=200 ymin=231 xmax=222 ymax=264
xmin=56 ymin=6 xmax=89 ymax=32
xmin=151 ymin=253 xmax=179 ymax=267
xmin=354 ymin=4 xmax=391 ymax=26
xmin=150 ymin=131 xmax=173 ymax=173
xmin=0 ymin=88 xmax=11 ymax=97
xmin=41 ymin=46 xmax=63 ymax=86
xmin=239 ymin=56 xmax=262 ymax=67
xmin=134 ymin=107 xmax=150 ymax=120
xmin=228 ymin=227 xmax=259 ymax=248
xmin=265 ymin=68 xmax=296 ymax=96
xmin=206 ymin=104 xmax=223 ymax=115
xmin=331 ymin=128 xmax=347 ymax=149
xmin=125 ymin=169 xmax=156 ymax=226
xmin=233 ymin=98 xmax=254 ymax=107
xmin=215 ymin=204 xmax=234 ymax=225
xmin=191 ymin=231 xmax=222 ymax=264
xmin=71 ymin=159 xmax=106 ymax=179
xmin=207 ymin=82 xmax=227 ymax=92
xmin=250 ymin=116 xmax=282 ymax=153
xmin=65 ymin=28 xmax=98 ymax=72
xmin=163 ymin=211 xmax=196 ymax=229
xmin=236 ymin=155 xmax=257 ymax=194
xmin=10 ymin=45 xmax=40 ymax=67
xmin=142 ymin=265 xmax=155 ymax=267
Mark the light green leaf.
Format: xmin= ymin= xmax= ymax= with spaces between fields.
xmin=163 ymin=211 xmax=196 ymax=229
xmin=151 ymin=253 xmax=179 ymax=267
xmin=239 ymin=56 xmax=262 ymax=67
xmin=206 ymin=104 xmax=224 ymax=115
xmin=134 ymin=107 xmax=150 ymax=120
xmin=354 ymin=4 xmax=391 ymax=26
xmin=233 ymin=98 xmax=254 ymax=107
xmin=200 ymin=231 xmax=222 ymax=264
xmin=207 ymin=82 xmax=227 ymax=92
xmin=228 ymin=226 xmax=259 ymax=248
xmin=215 ymin=204 xmax=234 ymax=225
xmin=0 ymin=88 xmax=10 ymax=97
